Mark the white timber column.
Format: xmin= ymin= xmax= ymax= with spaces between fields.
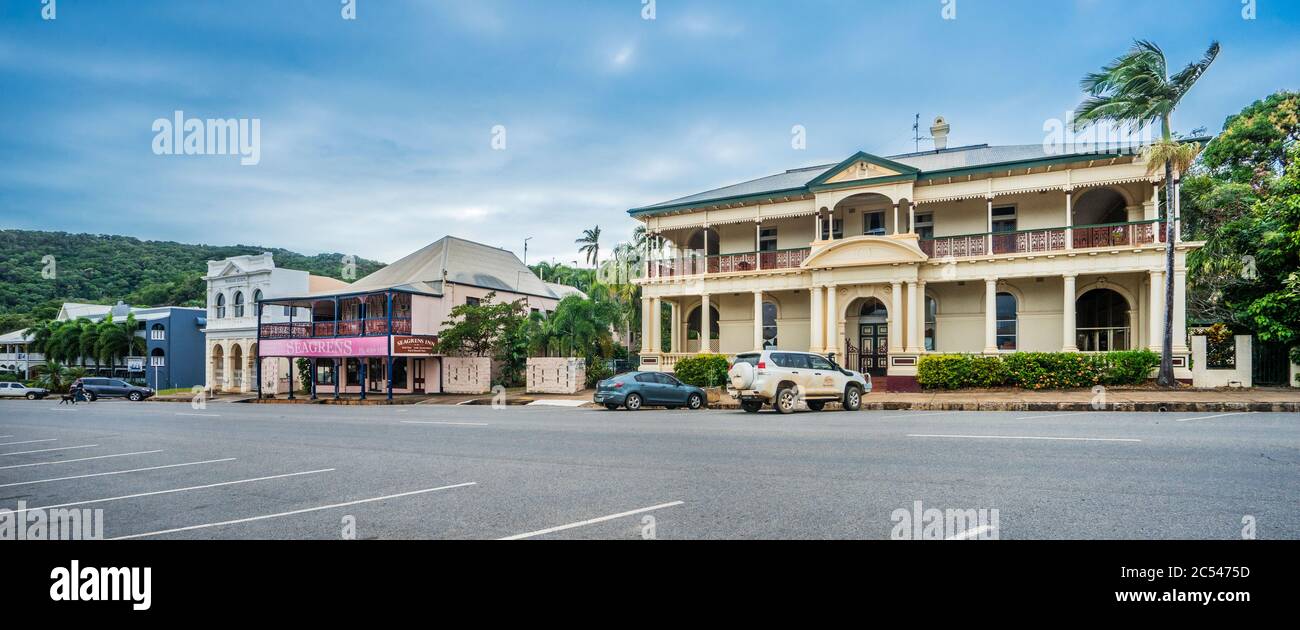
xmin=985 ymin=197 xmax=994 ymax=254
xmin=824 ymin=285 xmax=838 ymax=355
xmin=1148 ymin=270 xmax=1164 ymax=352
xmin=1173 ymin=268 xmax=1188 ymax=353
xmin=651 ymin=296 xmax=662 ymax=353
xmin=892 ymin=203 xmax=900 ymax=235
xmin=908 ymin=202 xmax=916 ymax=234
xmin=669 ymin=302 xmax=680 ymax=353
xmin=1064 ymin=188 xmax=1074 ymax=250
xmin=754 ymin=220 xmax=763 ymax=271
xmin=905 ymin=280 xmax=921 ymax=353
xmin=640 ymin=295 xmax=653 ymax=353
xmin=752 ymin=291 xmax=764 ymax=350
xmin=814 ymin=210 xmax=822 ymax=242
xmin=809 ymin=286 xmax=824 ymax=352
xmin=984 ymin=278 xmax=999 ymax=353
xmin=699 ymin=294 xmax=712 ymax=353
xmin=890 ymin=281 xmax=903 ymax=353
xmin=1062 ymin=274 xmax=1079 ymax=352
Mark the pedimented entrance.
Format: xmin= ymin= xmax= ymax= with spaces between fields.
xmin=848 ymin=298 xmax=889 ymax=377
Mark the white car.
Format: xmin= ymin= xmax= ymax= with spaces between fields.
xmin=727 ymin=350 xmax=870 ymax=414
xmin=0 ymin=382 xmax=49 ymax=400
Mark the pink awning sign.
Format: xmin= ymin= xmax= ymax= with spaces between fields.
xmin=259 ymin=336 xmax=389 ymax=358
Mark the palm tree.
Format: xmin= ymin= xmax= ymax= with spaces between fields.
xmin=1074 ymin=39 xmax=1219 ymax=387
xmin=576 ymin=226 xmax=602 ymax=267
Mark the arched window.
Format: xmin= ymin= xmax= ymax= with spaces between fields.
xmin=149 ymin=347 xmax=165 ymax=367
xmin=150 ymin=323 xmax=165 ymax=341
xmin=924 ymin=296 xmax=937 ymax=351
xmin=215 ymin=293 xmax=227 ymax=319
xmin=996 ymin=293 xmax=1018 ymax=350
xmin=252 ymin=290 xmax=263 ymax=316
xmin=686 ymin=305 xmax=720 ymax=341
xmin=1076 ymin=288 xmax=1131 ymax=350
xmin=233 ymin=291 xmax=245 ymax=318
xmin=762 ymin=301 xmax=779 ymax=348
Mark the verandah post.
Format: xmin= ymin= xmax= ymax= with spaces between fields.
xmin=386 ymin=291 xmax=394 ymax=401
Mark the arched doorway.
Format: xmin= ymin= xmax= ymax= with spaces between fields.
xmin=247 ymin=343 xmax=258 ymax=393
xmin=211 ymin=345 xmax=225 ymax=392
xmin=1073 ymin=188 xmax=1130 ymax=226
xmin=686 ymin=305 xmax=720 ymax=352
xmin=855 ymin=298 xmax=889 ymax=376
xmin=230 ymin=344 xmax=244 ymax=392
xmin=1076 ymin=288 xmax=1131 ymax=351
xmin=832 ymin=192 xmax=894 ymax=238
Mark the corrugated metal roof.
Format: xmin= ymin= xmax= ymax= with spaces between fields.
xmin=301 ymin=236 xmax=559 ymax=299
xmin=632 ymin=143 xmax=1147 ymax=214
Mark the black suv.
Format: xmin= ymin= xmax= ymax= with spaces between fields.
xmin=73 ymin=378 xmax=155 ymax=402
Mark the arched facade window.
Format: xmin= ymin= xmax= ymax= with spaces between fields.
xmin=924 ymin=296 xmax=937 ymax=351
xmin=149 ymin=347 xmax=165 ymax=367
xmin=233 ymin=291 xmax=245 ymax=318
xmin=1076 ymin=288 xmax=1131 ymax=351
xmin=762 ymin=301 xmax=779 ymax=348
xmin=686 ymin=305 xmax=720 ymax=341
xmin=150 ymin=323 xmax=165 ymax=341
xmin=215 ymin=293 xmax=227 ymax=319
xmin=995 ymin=293 xmax=1018 ymax=350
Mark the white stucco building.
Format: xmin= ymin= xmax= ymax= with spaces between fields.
xmin=0 ymin=329 xmax=42 ymax=379
xmin=202 ymin=253 xmax=350 ymax=393
xmin=632 ymin=120 xmax=1201 ymax=390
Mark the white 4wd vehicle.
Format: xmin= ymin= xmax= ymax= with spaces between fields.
xmin=727 ymin=351 xmax=871 ymax=414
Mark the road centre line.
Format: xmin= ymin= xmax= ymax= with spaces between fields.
xmin=907 ymin=434 xmax=1140 ymax=443
xmin=4 ymin=469 xmax=336 ymax=516
xmin=400 ymin=421 xmax=490 ymax=426
xmin=176 ymin=412 xmax=221 ymax=417
xmin=0 ymin=458 xmax=237 ymax=488
xmin=111 ymin=481 xmax=476 ymax=539
xmin=0 ymin=450 xmax=163 ymax=470
xmin=1015 ymin=412 xmax=1094 ymax=420
xmin=499 ymin=501 xmax=686 ymax=540
xmin=947 ymin=525 xmax=996 ymax=540
xmin=1175 ymin=412 xmax=1251 ymax=423
xmin=0 ymin=444 xmax=100 ymax=457
xmin=0 ymin=439 xmax=56 ymax=447
xmin=880 ymin=412 xmax=952 ymax=419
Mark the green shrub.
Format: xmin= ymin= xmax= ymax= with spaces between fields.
xmin=585 ymin=358 xmax=613 ymax=388
xmin=673 ymin=354 xmax=730 ymax=387
xmin=916 ymin=354 xmax=1007 ymax=389
xmin=918 ymin=350 xmax=1159 ymax=390
xmin=1102 ymin=350 xmax=1160 ymax=385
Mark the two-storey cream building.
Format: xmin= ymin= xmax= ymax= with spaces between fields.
xmin=631 ymin=131 xmax=1200 ymax=390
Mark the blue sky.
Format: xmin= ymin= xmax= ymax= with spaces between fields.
xmin=1 ymin=0 xmax=1296 ymax=266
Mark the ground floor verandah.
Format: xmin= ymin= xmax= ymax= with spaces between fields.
xmin=639 ymin=270 xmax=1192 ymax=388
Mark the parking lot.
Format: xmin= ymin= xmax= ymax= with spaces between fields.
xmin=0 ymin=398 xmax=1296 ymax=539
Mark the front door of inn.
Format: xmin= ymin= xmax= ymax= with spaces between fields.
xmin=413 ymin=359 xmax=426 ymax=394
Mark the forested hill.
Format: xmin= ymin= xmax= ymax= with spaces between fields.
xmin=0 ymin=230 xmax=387 ymax=324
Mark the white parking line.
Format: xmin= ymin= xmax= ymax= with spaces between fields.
xmin=0 ymin=438 xmax=56 ymax=447
xmin=0 ymin=435 xmax=13 ymax=439
xmin=1175 ymin=412 xmax=1251 ymax=423
xmin=947 ymin=525 xmax=996 ymax=540
xmin=0 ymin=450 xmax=163 ymax=470
xmin=499 ymin=501 xmax=686 ymax=540
xmin=4 ymin=469 xmax=336 ymax=516
xmin=0 ymin=457 xmax=236 ymax=488
xmin=0 ymin=444 xmax=99 ymax=457
xmin=1015 ymin=412 xmax=1092 ymax=420
xmin=111 ymin=481 xmax=476 ymax=539
xmin=908 ymin=434 xmax=1140 ymax=443
xmin=400 ymin=421 xmax=490 ymax=426
xmin=880 ymin=412 xmax=951 ymax=419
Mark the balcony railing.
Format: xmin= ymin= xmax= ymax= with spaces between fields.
xmin=650 ymin=247 xmax=810 ymax=278
xmin=920 ymin=219 xmax=1166 ymax=258
xmin=259 ymin=317 xmax=413 ymax=340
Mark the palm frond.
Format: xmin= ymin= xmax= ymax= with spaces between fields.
xmin=1170 ymin=41 xmax=1220 ymax=102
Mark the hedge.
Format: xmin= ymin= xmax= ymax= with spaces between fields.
xmin=917 ymin=350 xmax=1160 ymax=390
xmin=673 ymin=353 xmax=730 ymax=388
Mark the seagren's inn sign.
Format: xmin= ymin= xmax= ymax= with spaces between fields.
xmin=260 ymin=336 xmax=438 ymax=358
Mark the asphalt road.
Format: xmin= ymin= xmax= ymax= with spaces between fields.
xmin=0 ymin=398 xmax=1296 ymax=540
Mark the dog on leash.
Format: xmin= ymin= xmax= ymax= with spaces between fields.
xmin=59 ymin=393 xmax=76 ymax=405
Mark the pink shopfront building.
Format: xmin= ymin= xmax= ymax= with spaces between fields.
xmin=256 ymin=236 xmax=573 ymax=399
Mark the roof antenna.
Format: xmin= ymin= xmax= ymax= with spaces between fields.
xmin=912 ymin=114 xmax=931 ymax=153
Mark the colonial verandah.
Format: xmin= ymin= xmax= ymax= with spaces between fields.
xmin=255 ymin=290 xmax=438 ymax=400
